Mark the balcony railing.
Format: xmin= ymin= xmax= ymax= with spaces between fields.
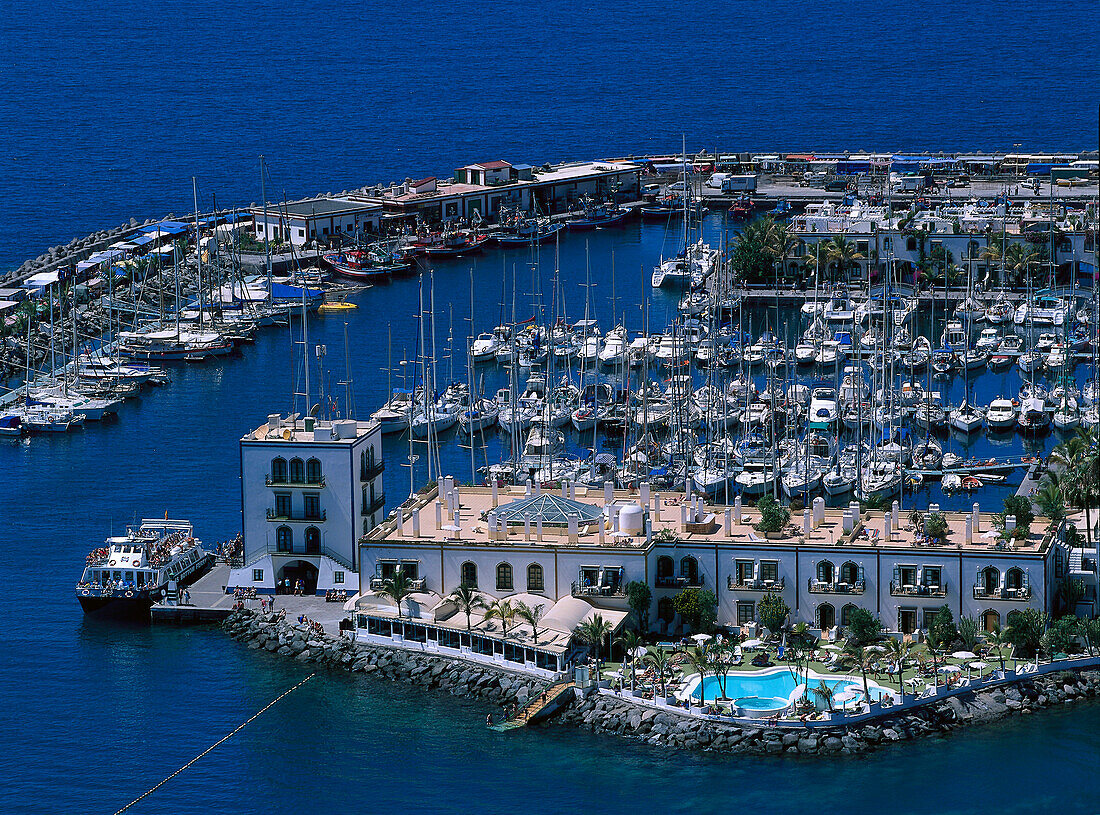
xmin=808 ymin=578 xmax=865 ymax=595
xmin=266 ymin=475 xmax=325 ymax=488
xmin=890 ymin=581 xmax=947 ymax=597
xmin=655 ymin=575 xmax=705 ymax=589
xmin=728 ymin=576 xmax=785 ymax=591
xmin=267 ymin=509 xmax=326 ymax=522
xmin=572 ymin=581 xmax=625 ymax=598
xmin=973 ymin=585 xmax=1032 ymax=600
xmin=364 ymin=494 xmax=386 ymax=515
xmin=369 ymin=575 xmax=426 ymax=592
xmin=361 ymin=461 xmax=385 ymax=481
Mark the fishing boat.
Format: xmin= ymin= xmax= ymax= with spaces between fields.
xmin=424 ymin=229 xmax=489 ymax=258
xmin=493 ymin=208 xmax=565 ymax=245
xmin=75 ymin=518 xmax=211 ymax=616
xmin=322 ymin=246 xmax=407 ymax=281
xmin=566 ymin=197 xmax=630 ymax=230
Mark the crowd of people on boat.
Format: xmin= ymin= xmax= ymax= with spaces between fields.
xmin=324 ymin=589 xmax=350 ymax=602
xmin=218 ymin=533 xmax=244 ymax=566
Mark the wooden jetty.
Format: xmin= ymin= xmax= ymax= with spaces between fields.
xmin=488 ymin=679 xmax=576 ymax=731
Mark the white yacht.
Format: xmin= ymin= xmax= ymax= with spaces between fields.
xmin=986 ymin=398 xmax=1018 ymax=429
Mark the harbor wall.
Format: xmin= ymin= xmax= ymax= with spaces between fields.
xmin=223 ymin=607 xmax=1100 ymax=757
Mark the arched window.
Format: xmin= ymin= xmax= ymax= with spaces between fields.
xmin=817 ymin=561 xmax=835 ymax=584
xmin=840 ymin=603 xmax=858 ymax=627
xmin=304 ymin=527 xmax=320 ymax=554
xmin=906 ymin=236 xmax=917 ymax=252
xmin=680 ymin=556 xmax=699 ymax=585
xmin=461 ymin=562 xmax=478 ymax=589
xmin=496 ymin=562 xmax=513 ymax=592
xmin=306 ymin=458 xmax=322 ymax=484
xmin=1005 ymin=568 xmax=1024 ymax=590
xmin=816 ymin=603 xmax=835 ymax=630
xmin=657 ymin=597 xmax=675 ymax=623
xmin=980 ymin=566 xmax=1000 ymax=592
xmin=527 ymin=563 xmax=544 ymax=592
xmin=289 ymin=458 xmax=305 ymax=483
xmin=276 ymin=526 xmax=292 ymax=553
xmin=982 ymin=609 xmax=1001 ymax=633
xmin=1006 ymin=609 xmax=1023 ymax=628
xmin=840 ymin=561 xmax=860 ymax=585
xmin=656 ymin=556 xmax=674 ymax=579
xmin=271 ymin=457 xmax=288 ymax=482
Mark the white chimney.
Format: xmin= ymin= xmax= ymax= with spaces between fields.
xmin=640 ymin=482 xmax=650 ymax=505
xmin=491 ymin=481 xmax=499 ymax=508
xmin=973 ymin=502 xmax=981 ymax=532
xmin=812 ymin=496 xmax=824 ymax=529
xmin=965 ymin=515 xmax=973 ymax=544
xmin=525 ymin=479 xmax=532 ymax=497
xmin=603 ymin=482 xmax=613 ymax=504
xmin=734 ymin=495 xmax=742 ymax=524
xmin=435 ymin=501 xmax=443 ymax=529
xmin=524 ymin=515 xmax=532 ymax=541
xmin=536 ymin=515 xmax=543 ymax=541
xmin=397 ymin=510 xmax=406 ymax=536
xmin=412 ymin=508 xmax=420 ymax=537
xmin=725 ymin=508 xmax=733 ymax=537
xmin=803 ymin=508 xmax=812 ymax=535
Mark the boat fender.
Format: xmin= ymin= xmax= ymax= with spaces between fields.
xmin=109 ymin=559 xmax=117 ymax=566
xmin=81 ymin=589 xmax=90 ymax=596
xmin=125 ymin=590 xmax=134 ymax=598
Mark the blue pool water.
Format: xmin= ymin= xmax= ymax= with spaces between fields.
xmin=3 ymin=2 xmax=1100 ymax=813
xmin=691 ymin=669 xmax=885 ymax=707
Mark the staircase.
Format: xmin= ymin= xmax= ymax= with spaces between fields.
xmin=488 ymin=679 xmax=575 ymax=731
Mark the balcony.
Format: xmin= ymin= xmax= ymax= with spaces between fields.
xmin=973 ymin=585 xmax=1032 ymax=600
xmin=361 ymin=460 xmax=385 ymax=481
xmin=364 ymin=494 xmax=386 ymax=515
xmin=369 ymin=575 xmax=426 ymax=592
xmin=267 ymin=509 xmax=326 ymax=522
xmin=728 ymin=576 xmax=785 ymax=591
xmin=808 ymin=578 xmax=865 ymax=595
xmin=655 ymin=575 xmax=705 ymax=589
xmin=890 ymin=581 xmax=947 ymax=598
xmin=572 ymin=581 xmax=626 ymax=598
xmin=266 ymin=475 xmax=325 ymax=488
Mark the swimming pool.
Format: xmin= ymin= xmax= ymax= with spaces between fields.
xmin=683 ymin=668 xmax=889 ymax=713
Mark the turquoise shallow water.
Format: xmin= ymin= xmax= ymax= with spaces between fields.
xmin=2 ymin=1 xmax=1099 ymax=812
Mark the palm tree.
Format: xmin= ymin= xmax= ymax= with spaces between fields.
xmin=484 ymin=599 xmax=516 ymax=639
xmin=801 ymin=241 xmax=831 ymax=282
xmin=765 ymin=220 xmax=799 ymax=286
xmin=575 ymin=613 xmax=614 ymax=676
xmin=1034 ymin=480 xmax=1066 ymax=527
xmin=515 ymin=601 xmax=545 ymax=644
xmin=681 ymin=644 xmax=710 ymax=706
xmin=1051 ymin=428 xmax=1098 ymax=572
xmin=448 ymin=584 xmax=485 ymax=632
xmin=825 ymin=236 xmax=865 ymax=285
xmin=839 ymin=643 xmax=875 ymax=702
xmin=614 ymin=630 xmax=644 ymax=688
xmin=377 ymin=568 xmax=415 ymax=619
xmin=984 ymin=627 xmax=1010 ymax=673
xmin=882 ymin=637 xmax=914 ymax=696
xmin=643 ymin=646 xmax=673 ymax=698
xmin=809 ymin=680 xmax=840 ymax=714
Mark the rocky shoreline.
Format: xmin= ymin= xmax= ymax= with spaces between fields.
xmin=223 ymin=609 xmax=1100 ymax=756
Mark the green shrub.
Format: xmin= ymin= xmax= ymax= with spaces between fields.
xmin=757 ymin=593 xmax=790 ymax=636
xmin=845 ymin=608 xmax=884 ymax=646
xmin=755 ymin=495 xmax=790 ymax=533
xmin=928 ymin=605 xmax=957 ymax=649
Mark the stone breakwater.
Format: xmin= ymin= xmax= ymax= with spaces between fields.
xmin=222 ymin=609 xmax=551 ymax=708
xmin=223 ymin=609 xmax=1100 ymax=756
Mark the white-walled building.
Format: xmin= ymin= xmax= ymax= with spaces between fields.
xmin=250 ymin=197 xmax=383 ymax=247
xmin=229 ymin=412 xmax=384 ymax=596
xmin=357 ymin=482 xmax=1068 ymax=643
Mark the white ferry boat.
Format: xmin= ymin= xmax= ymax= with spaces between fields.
xmin=75 ymin=518 xmax=211 ymax=615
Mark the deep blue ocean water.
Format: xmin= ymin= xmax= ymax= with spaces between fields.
xmin=2 ymin=2 xmax=1099 ymax=812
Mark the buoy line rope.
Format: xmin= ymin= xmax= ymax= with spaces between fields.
xmin=113 ymin=673 xmax=316 ymax=815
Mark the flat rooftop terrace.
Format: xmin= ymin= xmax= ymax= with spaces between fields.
xmin=365 ymin=485 xmax=1049 ymax=555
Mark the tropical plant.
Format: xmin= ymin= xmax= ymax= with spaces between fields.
xmin=757 ymin=592 xmax=790 ymax=636
xmin=643 ymin=646 xmax=673 ymax=698
xmin=839 ymin=643 xmax=875 ymax=702
xmin=1051 ymin=428 xmax=1098 ymax=569
xmin=1035 ymin=480 xmax=1067 ymax=526
xmin=928 ymin=605 xmax=957 ymax=650
xmin=984 ymin=627 xmax=1010 ymax=672
xmin=755 ymin=494 xmax=790 ymax=533
xmin=484 ymin=598 xmax=516 ymax=639
xmin=845 ymin=608 xmax=884 ymax=647
xmin=957 ymin=616 xmax=980 ymax=652
xmin=625 ymin=580 xmax=652 ymax=632
xmin=783 ymin=622 xmax=817 ymax=702
xmin=377 ymin=568 xmax=415 ymax=619
xmin=448 ymin=584 xmax=485 ymax=632
xmin=882 ymin=637 xmax=914 ymax=696
xmin=576 ymin=613 xmax=614 ymax=675
xmin=515 ymin=601 xmax=546 ymax=644
xmin=1057 ymin=577 xmax=1086 ymax=617
xmin=1081 ymin=618 xmax=1100 ymax=657
xmin=672 ymin=587 xmax=718 ymax=633
xmin=706 ymin=642 xmax=739 ymax=701
xmin=613 ymin=629 xmax=644 ymax=688
xmin=825 ymin=235 xmax=865 ymax=283
xmin=809 ymin=680 xmax=841 ymax=713
xmin=923 ymin=512 xmax=949 ymax=544
xmin=1043 ymin=616 xmax=1081 ymax=656
xmin=681 ymin=644 xmax=711 ymax=706
xmin=1004 ymin=608 xmax=1048 ymax=659
xmin=1001 ymin=495 xmax=1035 ymax=529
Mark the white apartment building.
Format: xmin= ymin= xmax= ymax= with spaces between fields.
xmin=228 ymin=412 xmax=385 ymax=596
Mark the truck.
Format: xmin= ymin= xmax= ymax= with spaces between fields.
xmin=707 ymin=173 xmax=757 ymax=192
